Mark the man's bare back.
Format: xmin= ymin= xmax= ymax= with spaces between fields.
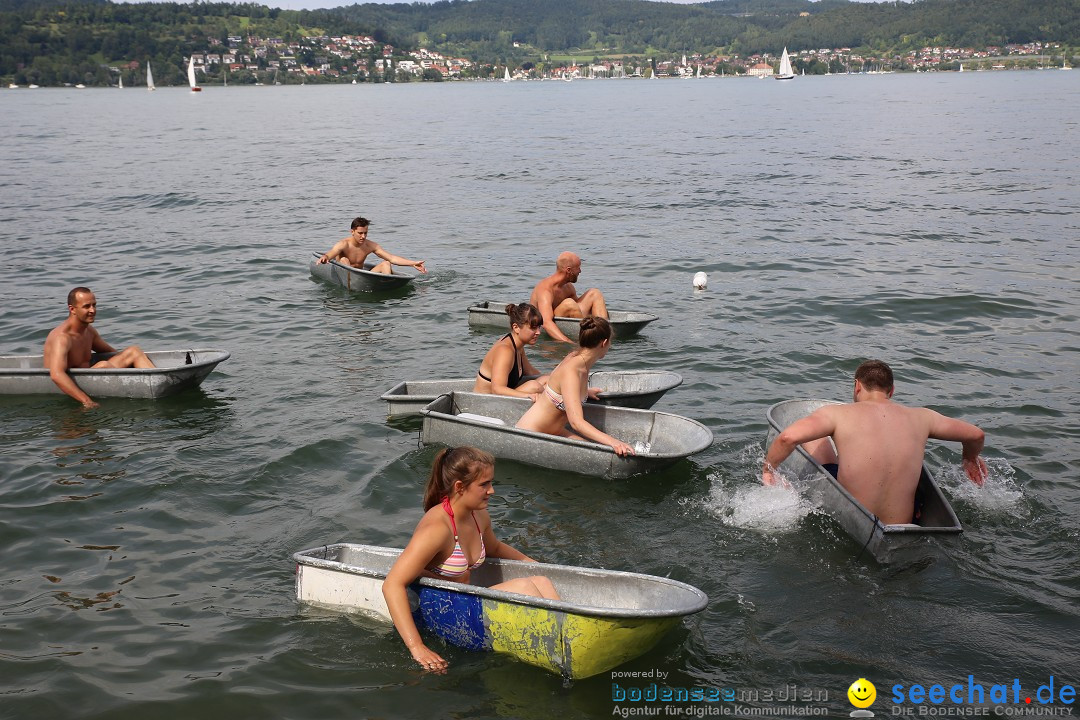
xmin=763 ymin=361 xmax=987 ymax=525
xmin=44 ymin=288 xmax=155 ymax=408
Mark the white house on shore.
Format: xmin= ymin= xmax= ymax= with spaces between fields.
xmin=747 ymin=62 xmax=774 ymax=78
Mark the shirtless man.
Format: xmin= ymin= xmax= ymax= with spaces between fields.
xmin=43 ymin=287 xmax=156 ymax=409
xmin=528 ymin=252 xmax=608 ymax=343
xmin=762 ymin=360 xmax=988 ymax=525
xmin=316 ymin=217 xmax=427 ymax=275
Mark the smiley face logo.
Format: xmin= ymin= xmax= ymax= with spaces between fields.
xmin=848 ymin=678 xmax=876 ymax=708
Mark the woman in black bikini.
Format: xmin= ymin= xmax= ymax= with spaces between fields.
xmin=473 ymin=303 xmax=549 ymax=401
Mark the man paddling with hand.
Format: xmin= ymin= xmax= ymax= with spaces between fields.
xmin=762 ymin=360 xmax=988 ymax=525
xmin=317 ymin=216 xmax=426 ymax=275
xmin=529 ymin=252 xmax=608 ymax=344
xmin=44 ymin=287 xmax=155 ymax=409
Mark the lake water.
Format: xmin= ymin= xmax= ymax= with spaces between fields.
xmin=1 ymin=72 xmax=1078 ymax=719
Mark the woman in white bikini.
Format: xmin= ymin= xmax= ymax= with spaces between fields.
xmin=473 ymin=303 xmax=548 ymax=400
xmin=514 ymin=316 xmax=635 ymax=457
xmin=382 ymin=447 xmax=559 ymax=672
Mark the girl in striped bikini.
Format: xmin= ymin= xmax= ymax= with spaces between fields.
xmin=382 ymin=447 xmax=559 ymax=672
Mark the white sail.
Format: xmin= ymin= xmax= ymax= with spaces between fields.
xmin=147 ymin=61 xmax=155 ymax=91
xmin=118 ymin=75 xmax=123 ymax=89
xmin=776 ymin=47 xmax=794 ymax=80
xmin=503 ymin=66 xmax=510 ymax=82
xmin=188 ymin=56 xmax=198 ymax=90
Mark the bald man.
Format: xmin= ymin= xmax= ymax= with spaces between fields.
xmin=528 ymin=252 xmax=608 ymax=343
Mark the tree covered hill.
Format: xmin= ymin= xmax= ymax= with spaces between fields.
xmin=2 ymin=0 xmax=1077 ymax=85
xmin=322 ymin=0 xmax=1078 ymax=55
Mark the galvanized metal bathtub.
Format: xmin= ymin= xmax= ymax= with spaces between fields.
xmin=293 ymin=542 xmax=708 ymax=679
xmin=0 ymin=349 xmax=230 ymax=399
xmin=467 ymin=301 xmax=657 ymax=339
xmin=309 ymin=252 xmax=416 ymax=292
xmin=381 ymin=370 xmax=682 ymax=418
xmin=766 ymin=399 xmax=962 ymax=563
xmin=420 ymin=392 xmax=712 ymax=479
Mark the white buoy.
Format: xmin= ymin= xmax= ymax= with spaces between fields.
xmin=693 ymin=271 xmax=708 ymax=290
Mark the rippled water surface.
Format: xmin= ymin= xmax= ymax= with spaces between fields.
xmin=1 ymin=72 xmax=1078 ymax=719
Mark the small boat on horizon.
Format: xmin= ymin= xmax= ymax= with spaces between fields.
xmin=775 ymin=47 xmax=795 ymax=80
xmin=147 ymin=60 xmax=155 ymax=91
xmin=188 ymin=56 xmax=202 ymax=92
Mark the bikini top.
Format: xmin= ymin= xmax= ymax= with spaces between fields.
xmin=428 ymin=497 xmax=486 ymax=578
xmin=476 ymin=334 xmax=524 ymax=389
xmin=544 ymin=383 xmax=585 ymax=412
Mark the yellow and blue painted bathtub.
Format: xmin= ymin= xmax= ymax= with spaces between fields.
xmin=294 ymin=543 xmax=708 ymax=679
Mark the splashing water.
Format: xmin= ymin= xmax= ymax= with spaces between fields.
xmin=938 ymin=458 xmax=1023 ymax=513
xmin=703 ymin=476 xmax=816 ymax=532
xmin=693 ymin=443 xmax=818 ymax=532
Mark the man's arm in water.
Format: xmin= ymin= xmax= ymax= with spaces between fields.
xmin=534 ymin=288 xmax=573 ymax=344
xmin=44 ymin=332 xmax=97 ymax=408
xmin=762 ymin=409 xmax=836 ymax=485
xmin=926 ymin=409 xmax=988 ymax=485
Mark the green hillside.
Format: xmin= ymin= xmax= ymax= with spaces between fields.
xmin=1 ymin=0 xmax=1077 ymax=85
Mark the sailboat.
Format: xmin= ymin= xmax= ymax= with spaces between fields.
xmin=1063 ymin=51 xmax=1072 ymax=70
xmin=118 ymin=75 xmax=123 ymax=89
xmin=775 ymin=47 xmax=795 ymax=80
xmin=188 ymin=56 xmax=202 ymax=92
xmin=695 ymin=65 xmax=701 ymax=79
xmin=147 ymin=60 xmax=155 ymax=91
xmin=958 ymin=63 xmax=964 ymax=73
xmin=503 ymin=66 xmax=511 ymax=82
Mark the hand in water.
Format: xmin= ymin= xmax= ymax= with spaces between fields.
xmin=410 ymin=644 xmax=448 ymax=673
xmin=762 ymin=467 xmax=793 ymax=490
xmin=964 ymin=456 xmax=989 ymax=486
